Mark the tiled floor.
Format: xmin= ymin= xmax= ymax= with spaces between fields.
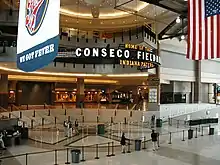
xmin=1 ymin=116 xmax=220 ymax=165
xmin=5 ymin=134 xmax=220 ymax=165
xmin=69 ymin=136 xmax=120 ymax=147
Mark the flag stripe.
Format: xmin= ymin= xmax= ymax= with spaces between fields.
xmin=218 ymin=15 xmax=220 ymax=58
xmin=192 ymin=0 xmax=197 ymax=60
xmin=213 ymin=15 xmax=217 ymax=59
xmin=210 ymin=17 xmax=214 ymax=59
xmin=201 ymin=0 xmax=205 ymax=60
xmin=198 ymin=0 xmax=202 ymax=60
xmin=205 ymin=17 xmax=208 ymax=59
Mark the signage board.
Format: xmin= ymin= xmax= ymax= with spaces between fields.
xmin=56 ymin=43 xmax=160 ymax=69
xmin=17 ymin=0 xmax=60 ymax=72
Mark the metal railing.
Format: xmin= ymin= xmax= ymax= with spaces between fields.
xmin=0 ymin=122 xmax=217 ymax=165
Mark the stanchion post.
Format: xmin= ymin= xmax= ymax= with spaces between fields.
xmin=65 ymin=148 xmax=70 ymax=164
xmin=25 ymin=153 xmax=28 ymax=165
xmin=42 ymin=118 xmax=44 ymax=126
xmin=48 ymin=109 xmax=50 ymax=116
xmin=97 ymin=116 xmax=99 ymax=123
xmin=124 ymin=117 xmax=127 ymax=125
xmin=44 ymin=103 xmax=46 ymax=109
xmin=33 ymin=110 xmax=35 ymax=117
xmin=31 ymin=119 xmax=34 ymax=129
xmin=182 ymin=130 xmax=185 ymax=141
xmin=195 ymin=128 xmax=198 ymax=138
xmin=127 ymin=139 xmax=131 ymax=153
xmin=168 ymin=132 xmax=172 ymax=144
xmin=111 ymin=117 xmax=113 ymax=124
xmin=54 ymin=150 xmax=58 ymax=165
xmin=143 ymin=136 xmax=146 ymax=149
xmin=114 ymin=110 xmax=116 ymax=116
xmin=130 ymin=111 xmax=132 ymax=117
xmin=64 ymin=109 xmax=66 ymax=116
xmin=157 ymin=133 xmax=160 ymax=147
xmin=81 ymin=146 xmax=85 ymax=162
xmin=95 ymin=144 xmax=99 ymax=159
xmin=27 ymin=104 xmax=29 ymax=110
xmin=177 ymin=120 xmax=179 ymax=128
xmin=111 ymin=141 xmax=115 ymax=156
xmin=82 ymin=116 xmax=85 ymax=123
xmin=20 ymin=111 xmax=22 ymax=119
xmin=201 ymin=126 xmax=204 ymax=136
xmin=62 ymin=103 xmax=64 ymax=109
xmin=9 ymin=113 xmax=11 ymax=118
xmin=107 ymin=142 xmax=111 ymax=157
xmin=55 ymin=117 xmax=57 ymax=125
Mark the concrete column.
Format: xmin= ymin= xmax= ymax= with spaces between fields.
xmin=50 ymin=82 xmax=56 ymax=105
xmin=147 ymin=41 xmax=160 ymax=116
xmin=132 ymin=87 xmax=139 ymax=104
xmin=194 ymin=60 xmax=202 ymax=103
xmin=0 ymin=74 xmax=8 ymax=109
xmin=15 ymin=82 xmax=22 ymax=106
xmin=156 ymin=41 xmax=161 ymax=105
xmin=76 ymin=78 xmax=85 ymax=108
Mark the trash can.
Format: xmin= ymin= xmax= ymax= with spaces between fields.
xmin=156 ymin=119 xmax=162 ymax=127
xmin=188 ymin=129 xmax=193 ymax=139
xmin=135 ymin=139 xmax=142 ymax=151
xmin=97 ymin=124 xmax=105 ymax=135
xmin=209 ymin=128 xmax=214 ymax=135
xmin=71 ymin=149 xmax=81 ymax=163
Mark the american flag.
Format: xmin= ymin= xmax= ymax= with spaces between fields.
xmin=187 ymin=0 xmax=220 ymax=60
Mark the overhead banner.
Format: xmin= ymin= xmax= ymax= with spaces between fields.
xmin=17 ymin=0 xmax=60 ymax=72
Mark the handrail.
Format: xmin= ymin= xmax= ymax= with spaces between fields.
xmin=0 ymin=106 xmax=27 ymax=126
xmin=11 ymin=105 xmax=41 ymax=126
xmin=131 ymin=104 xmax=137 ymax=110
xmin=114 ymin=104 xmax=119 ymax=110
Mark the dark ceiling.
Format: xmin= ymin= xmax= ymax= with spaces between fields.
xmin=140 ymin=0 xmax=188 ymax=40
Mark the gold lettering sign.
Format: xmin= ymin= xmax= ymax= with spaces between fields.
xmin=120 ymin=60 xmax=155 ymax=68
xmin=125 ymin=43 xmax=152 ymax=52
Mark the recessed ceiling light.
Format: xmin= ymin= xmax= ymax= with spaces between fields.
xmin=123 ymin=21 xmax=125 ymax=23
xmin=112 ymin=22 xmax=114 ymax=24
xmin=176 ymin=16 xmax=181 ymax=23
xmin=134 ymin=19 xmax=137 ymax=22
xmin=65 ymin=20 xmax=68 ymax=22
xmin=144 ymin=17 xmax=146 ymax=19
xmin=101 ymin=22 xmax=103 ymax=24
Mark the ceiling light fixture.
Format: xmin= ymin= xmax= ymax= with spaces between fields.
xmin=60 ymin=3 xmax=149 ymax=19
xmin=181 ymin=35 xmax=185 ymax=40
xmin=176 ymin=16 xmax=181 ymax=23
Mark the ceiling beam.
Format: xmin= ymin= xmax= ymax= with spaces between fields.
xmin=158 ymin=18 xmax=177 ymax=40
xmin=171 ymin=20 xmax=188 ymax=36
xmin=160 ymin=32 xmax=187 ymax=40
xmin=140 ymin=0 xmax=187 ymax=17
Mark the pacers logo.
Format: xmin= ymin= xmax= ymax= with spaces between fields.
xmin=25 ymin=0 xmax=49 ymax=35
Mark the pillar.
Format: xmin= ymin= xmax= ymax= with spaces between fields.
xmin=147 ymin=40 xmax=160 ymax=116
xmin=132 ymin=87 xmax=139 ymax=104
xmin=156 ymin=41 xmax=161 ymax=105
xmin=76 ymin=78 xmax=85 ymax=108
xmin=194 ymin=60 xmax=201 ymax=103
xmin=50 ymin=82 xmax=56 ymax=105
xmin=0 ymin=74 xmax=8 ymax=109
xmin=15 ymin=82 xmax=22 ymax=106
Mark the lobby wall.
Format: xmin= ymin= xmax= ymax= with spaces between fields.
xmin=18 ymin=82 xmax=53 ymax=105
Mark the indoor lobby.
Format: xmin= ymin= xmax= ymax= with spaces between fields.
xmin=1 ymin=0 xmax=220 ymax=165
